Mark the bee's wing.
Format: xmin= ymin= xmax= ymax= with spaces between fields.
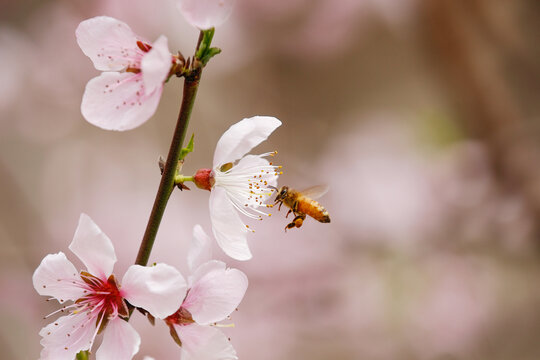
xmin=300 ymin=185 xmax=329 ymax=200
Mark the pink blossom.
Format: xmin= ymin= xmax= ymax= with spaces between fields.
xmin=166 ymin=225 xmax=248 ymax=360
xmin=76 ymin=16 xmax=172 ymax=131
xmin=177 ymin=0 xmax=236 ymax=30
xmin=193 ymin=116 xmax=282 ymax=260
xmin=33 ymin=214 xmax=187 ymax=360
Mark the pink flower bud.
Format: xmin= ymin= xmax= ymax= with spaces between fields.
xmin=193 ymin=168 xmax=213 ymax=191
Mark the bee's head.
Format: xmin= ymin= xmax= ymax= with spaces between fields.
xmin=275 ymin=186 xmax=289 ymax=202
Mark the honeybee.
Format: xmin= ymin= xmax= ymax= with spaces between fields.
xmin=273 ymin=185 xmax=331 ymax=230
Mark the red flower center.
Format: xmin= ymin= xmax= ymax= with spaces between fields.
xmin=77 ymin=272 xmax=129 ymax=324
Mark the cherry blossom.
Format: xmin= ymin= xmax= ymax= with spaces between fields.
xmin=33 ymin=214 xmax=187 ymax=360
xmin=193 ymin=116 xmax=282 ymax=260
xmin=165 ymin=225 xmax=248 ymax=360
xmin=76 ymin=16 xmax=173 ymax=131
xmin=176 ymin=0 xmax=236 ymax=30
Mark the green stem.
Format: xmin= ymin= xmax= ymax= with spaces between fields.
xmin=76 ymin=350 xmax=89 ymax=360
xmin=135 ymin=67 xmax=202 ymax=266
xmin=175 ymin=175 xmax=194 ymax=184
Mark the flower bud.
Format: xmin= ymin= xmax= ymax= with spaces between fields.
xmin=193 ymin=168 xmax=214 ymax=191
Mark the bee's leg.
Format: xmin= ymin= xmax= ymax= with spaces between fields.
xmin=278 ymin=202 xmax=283 ymax=211
xmin=292 ymin=200 xmax=299 ymax=212
xmin=284 ymin=221 xmax=296 ymax=232
xmin=293 ymin=214 xmax=306 ymax=228
xmin=286 ymin=209 xmax=293 ymax=218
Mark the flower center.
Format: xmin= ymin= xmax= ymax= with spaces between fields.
xmin=76 ymin=272 xmax=128 ymax=323
xmin=165 ymin=306 xmax=195 ymax=326
xmin=212 ymin=151 xmax=283 ymax=223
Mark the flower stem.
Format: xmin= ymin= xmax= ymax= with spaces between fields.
xmin=175 ymin=175 xmax=194 ymax=184
xmin=135 ymin=67 xmax=202 ymax=266
xmin=76 ymin=351 xmax=89 ymax=360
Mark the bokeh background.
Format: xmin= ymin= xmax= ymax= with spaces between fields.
xmin=2 ymin=0 xmax=540 ymax=359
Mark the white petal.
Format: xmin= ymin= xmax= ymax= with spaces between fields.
xmin=188 ymin=225 xmax=213 ymax=273
xmin=76 ymin=16 xmax=141 ymax=71
xmin=209 ymin=187 xmax=252 ymax=260
xmin=213 ymin=116 xmax=281 ymax=167
xmin=121 ymin=263 xmax=187 ymax=319
xmin=188 ymin=260 xmax=225 ymax=286
xmin=184 ymin=260 xmax=248 ymax=325
xmin=39 ymin=313 xmax=96 ymax=360
xmin=68 ymin=214 xmax=116 ymax=279
xmin=176 ymin=323 xmax=237 ymax=360
xmin=96 ymin=317 xmax=140 ymax=360
xmin=141 ymin=35 xmax=171 ymax=94
xmin=32 ymin=252 xmax=85 ymax=302
xmin=177 ymin=0 xmax=236 ymax=30
xmin=81 ymin=72 xmax=163 ymax=131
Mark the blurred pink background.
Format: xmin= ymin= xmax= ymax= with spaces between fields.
xmin=2 ymin=0 xmax=540 ymax=359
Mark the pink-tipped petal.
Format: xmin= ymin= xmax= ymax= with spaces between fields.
xmin=39 ymin=313 xmax=96 ymax=360
xmin=177 ymin=0 xmax=236 ymax=30
xmin=176 ymin=323 xmax=238 ymax=360
xmin=81 ymin=72 xmax=163 ymax=131
xmin=76 ymin=16 xmax=141 ymax=71
xmin=121 ymin=263 xmax=187 ymax=319
xmin=141 ymin=35 xmax=171 ymax=94
xmin=184 ymin=260 xmax=248 ymax=325
xmin=68 ymin=214 xmax=116 ymax=279
xmin=33 ymin=252 xmax=85 ymax=302
xmin=188 ymin=225 xmax=213 ymax=273
xmin=209 ymin=187 xmax=252 ymax=261
xmin=213 ymin=116 xmax=281 ymax=167
xmin=96 ymin=317 xmax=140 ymax=360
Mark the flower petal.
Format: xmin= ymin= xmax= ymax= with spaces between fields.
xmin=96 ymin=317 xmax=140 ymax=360
xmin=32 ymin=252 xmax=85 ymax=302
xmin=176 ymin=0 xmax=236 ymax=30
xmin=81 ymin=72 xmax=163 ymax=131
xmin=39 ymin=313 xmax=96 ymax=360
xmin=176 ymin=323 xmax=237 ymax=360
xmin=184 ymin=260 xmax=248 ymax=325
xmin=121 ymin=263 xmax=187 ymax=319
xmin=76 ymin=16 xmax=141 ymax=71
xmin=141 ymin=35 xmax=171 ymax=94
xmin=68 ymin=213 xmax=116 ymax=280
xmin=213 ymin=116 xmax=281 ymax=167
xmin=209 ymin=187 xmax=252 ymax=260
xmin=188 ymin=225 xmax=213 ymax=273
